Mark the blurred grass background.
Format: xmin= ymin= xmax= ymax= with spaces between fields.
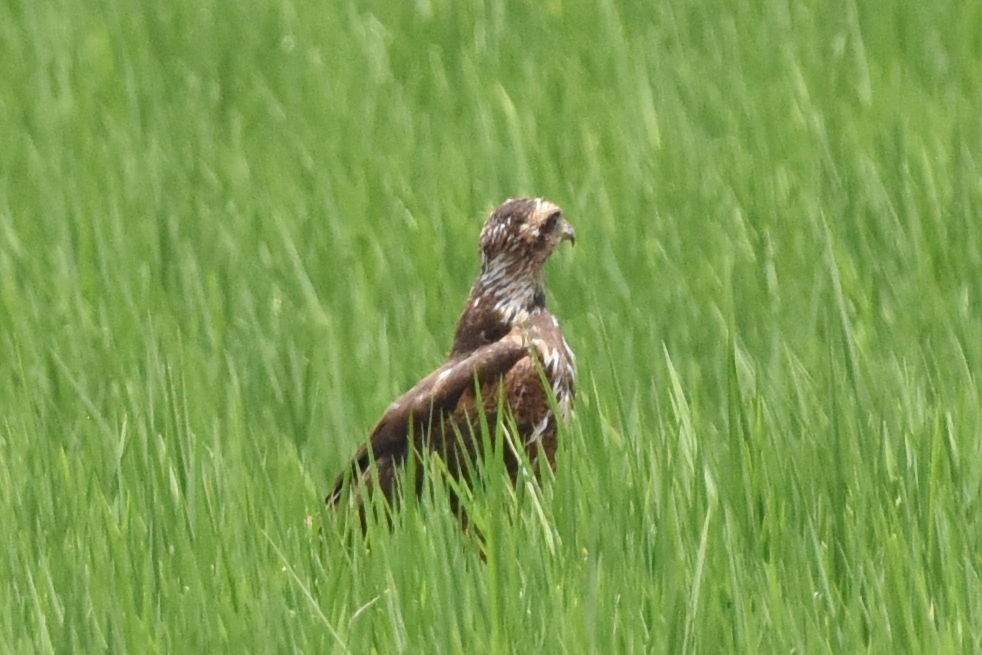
xmin=2 ymin=0 xmax=981 ymax=651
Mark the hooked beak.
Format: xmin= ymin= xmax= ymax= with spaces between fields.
xmin=559 ymin=219 xmax=576 ymax=246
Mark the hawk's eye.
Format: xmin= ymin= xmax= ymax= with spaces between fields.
xmin=544 ymin=211 xmax=561 ymax=232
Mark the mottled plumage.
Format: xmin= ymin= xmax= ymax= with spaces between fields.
xmin=328 ymin=198 xmax=576 ymax=521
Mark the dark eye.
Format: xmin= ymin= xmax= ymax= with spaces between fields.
xmin=544 ymin=211 xmax=561 ymax=231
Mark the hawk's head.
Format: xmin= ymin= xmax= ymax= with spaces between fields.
xmin=479 ymin=198 xmax=575 ymax=273
xmin=453 ymin=197 xmax=575 ymax=352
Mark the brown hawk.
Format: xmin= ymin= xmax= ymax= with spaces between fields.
xmin=328 ymin=198 xmax=576 ymax=522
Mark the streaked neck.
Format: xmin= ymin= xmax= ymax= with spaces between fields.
xmin=472 ymin=257 xmax=545 ymax=325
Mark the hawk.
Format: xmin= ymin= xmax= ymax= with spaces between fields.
xmin=328 ymin=198 xmax=576 ymax=523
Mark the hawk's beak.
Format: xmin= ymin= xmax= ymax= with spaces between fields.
xmin=559 ymin=220 xmax=576 ymax=246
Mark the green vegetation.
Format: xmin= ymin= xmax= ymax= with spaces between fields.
xmin=2 ymin=0 xmax=980 ymax=651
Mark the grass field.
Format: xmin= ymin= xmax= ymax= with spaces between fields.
xmin=2 ymin=0 xmax=981 ymax=652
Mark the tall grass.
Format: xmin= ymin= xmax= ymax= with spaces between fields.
xmin=2 ymin=0 xmax=980 ymax=651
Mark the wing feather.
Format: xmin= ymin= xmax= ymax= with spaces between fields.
xmin=328 ymin=329 xmax=528 ymax=505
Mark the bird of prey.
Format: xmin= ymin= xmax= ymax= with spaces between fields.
xmin=328 ymin=198 xmax=576 ymax=523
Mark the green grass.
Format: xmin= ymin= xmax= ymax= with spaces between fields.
xmin=2 ymin=0 xmax=981 ymax=651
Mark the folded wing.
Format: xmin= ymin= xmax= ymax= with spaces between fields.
xmin=327 ymin=329 xmax=529 ymax=507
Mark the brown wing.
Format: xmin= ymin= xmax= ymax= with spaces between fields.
xmin=327 ymin=329 xmax=528 ymax=507
xmin=425 ymin=310 xmax=575 ymax=484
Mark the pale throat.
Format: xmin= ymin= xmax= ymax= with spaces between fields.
xmin=472 ymin=255 xmax=546 ymax=325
